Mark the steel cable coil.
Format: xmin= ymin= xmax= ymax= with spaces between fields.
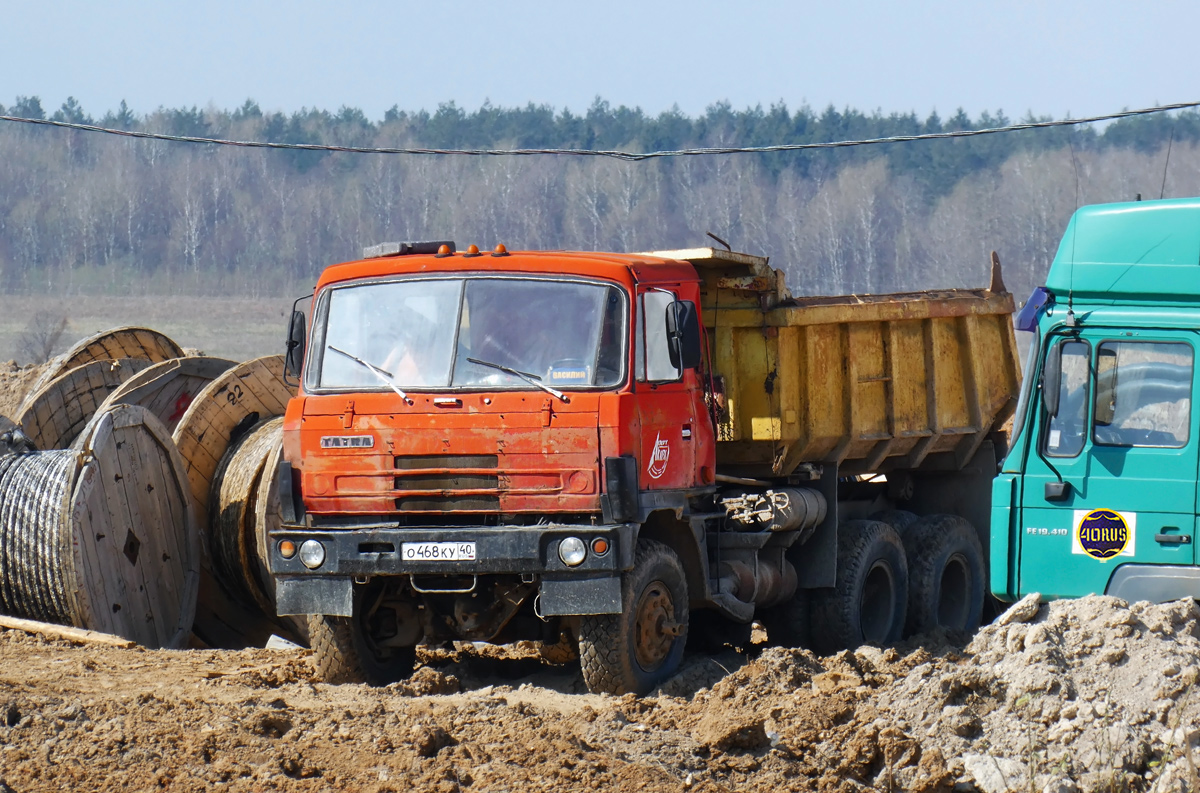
xmin=0 ymin=451 xmax=80 ymax=625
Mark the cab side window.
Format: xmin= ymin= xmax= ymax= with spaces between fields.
xmin=635 ymin=290 xmax=682 ymax=382
xmin=1093 ymin=341 xmax=1193 ymax=448
xmin=1043 ymin=340 xmax=1090 ymax=458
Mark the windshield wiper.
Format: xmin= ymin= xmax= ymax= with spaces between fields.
xmin=328 ymin=346 xmax=412 ymax=404
xmin=466 ymin=357 xmax=569 ymax=403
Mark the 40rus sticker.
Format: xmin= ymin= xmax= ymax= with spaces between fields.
xmin=1072 ymin=509 xmax=1136 ymax=560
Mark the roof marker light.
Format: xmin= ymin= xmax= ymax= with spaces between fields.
xmin=492 ymin=244 xmax=509 ymax=257
xmin=463 ymin=244 xmax=481 ymax=257
xmin=436 ymin=244 xmax=452 ymax=257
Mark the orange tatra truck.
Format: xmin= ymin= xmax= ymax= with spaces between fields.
xmin=273 ymin=241 xmax=1019 ymax=694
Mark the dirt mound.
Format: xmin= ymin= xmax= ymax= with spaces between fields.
xmin=1 ymin=596 xmax=1198 ymax=792
xmin=880 ymin=594 xmax=1200 ymax=793
xmin=0 ymin=360 xmax=49 ymax=420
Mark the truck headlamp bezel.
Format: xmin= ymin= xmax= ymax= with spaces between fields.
xmin=558 ymin=536 xmax=587 ymax=567
xmin=298 ymin=539 xmax=327 ymax=569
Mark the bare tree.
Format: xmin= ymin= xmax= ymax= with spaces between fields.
xmin=17 ymin=311 xmax=68 ymax=364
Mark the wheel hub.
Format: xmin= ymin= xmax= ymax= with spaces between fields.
xmin=858 ymin=560 xmax=896 ymax=644
xmin=938 ymin=552 xmax=971 ymax=628
xmin=634 ymin=581 xmax=676 ymax=671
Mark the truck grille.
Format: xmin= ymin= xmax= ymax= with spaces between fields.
xmin=393 ymin=455 xmax=500 ymax=511
xmin=395 ymin=495 xmax=501 ymax=511
xmin=394 ymin=454 xmax=499 ymax=469
xmin=394 ymin=473 xmax=500 ymax=491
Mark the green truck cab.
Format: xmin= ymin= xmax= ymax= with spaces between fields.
xmin=994 ymin=197 xmax=1200 ymax=603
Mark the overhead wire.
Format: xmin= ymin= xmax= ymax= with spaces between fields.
xmin=0 ymin=101 xmax=1196 ymax=160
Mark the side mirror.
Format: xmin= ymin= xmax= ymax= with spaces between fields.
xmin=1041 ymin=340 xmax=1062 ymax=418
xmin=1094 ymin=347 xmax=1118 ymax=426
xmin=285 ymin=309 xmax=307 ymax=379
xmin=666 ymin=300 xmax=702 ymax=370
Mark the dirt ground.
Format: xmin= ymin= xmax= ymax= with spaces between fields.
xmin=4 ymin=337 xmax=1200 ymax=792
xmin=1 ymin=595 xmax=1199 ymax=793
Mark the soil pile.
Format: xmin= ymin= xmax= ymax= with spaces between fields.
xmin=0 ymin=360 xmax=47 ymax=420
xmin=1 ymin=595 xmax=1198 ymax=792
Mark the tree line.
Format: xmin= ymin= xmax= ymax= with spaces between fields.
xmin=1 ymin=95 xmax=1198 ymax=305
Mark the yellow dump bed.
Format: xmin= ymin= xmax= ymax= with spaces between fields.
xmin=648 ymin=249 xmax=1021 ymax=478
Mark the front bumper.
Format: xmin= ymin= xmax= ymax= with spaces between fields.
xmin=269 ymin=521 xmax=637 ymax=617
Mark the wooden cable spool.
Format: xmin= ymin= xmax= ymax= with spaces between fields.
xmin=0 ymin=404 xmax=198 ymax=648
xmin=85 ymin=356 xmax=237 ymax=438
xmin=17 ymin=358 xmax=155 ymax=450
xmin=171 ymin=355 xmax=295 ymax=647
xmin=24 ymin=326 xmax=184 ymax=403
xmin=210 ymin=417 xmax=283 ymax=616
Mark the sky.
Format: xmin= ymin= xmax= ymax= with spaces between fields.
xmin=4 ymin=0 xmax=1199 ymax=124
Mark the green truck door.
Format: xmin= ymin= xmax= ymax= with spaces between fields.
xmin=1018 ymin=332 xmax=1197 ymax=598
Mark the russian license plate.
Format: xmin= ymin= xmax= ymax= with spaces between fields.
xmin=401 ymin=542 xmax=477 ymax=561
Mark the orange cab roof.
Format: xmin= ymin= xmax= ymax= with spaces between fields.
xmin=314 ymin=249 xmax=700 ymax=291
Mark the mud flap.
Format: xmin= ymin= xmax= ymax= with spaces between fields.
xmin=539 ymin=576 xmax=622 ymax=616
xmin=275 ymin=576 xmax=353 ymax=617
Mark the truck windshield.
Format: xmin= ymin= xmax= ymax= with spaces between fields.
xmin=311 ymin=277 xmax=626 ymax=391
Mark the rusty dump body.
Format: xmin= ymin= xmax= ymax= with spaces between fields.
xmin=659 ymin=248 xmax=1022 ymax=478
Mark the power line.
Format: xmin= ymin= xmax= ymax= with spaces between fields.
xmin=1 ymin=101 xmax=1197 ymax=161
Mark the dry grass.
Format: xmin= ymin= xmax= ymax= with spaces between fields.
xmin=0 ymin=294 xmax=294 ymax=365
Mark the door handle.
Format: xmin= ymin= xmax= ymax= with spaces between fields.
xmin=1154 ymin=532 xmax=1192 ymax=545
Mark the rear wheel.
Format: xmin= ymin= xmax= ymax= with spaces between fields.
xmin=870 ymin=509 xmax=919 ymax=539
xmin=811 ymin=520 xmax=908 ymax=654
xmin=903 ymin=514 xmax=985 ymax=636
xmin=308 ymin=584 xmax=417 ymax=685
xmin=579 ymin=539 xmax=688 ymax=695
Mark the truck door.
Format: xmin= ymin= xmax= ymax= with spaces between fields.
xmin=1019 ymin=331 xmax=1198 ymax=598
xmin=634 ymin=286 xmax=697 ymax=491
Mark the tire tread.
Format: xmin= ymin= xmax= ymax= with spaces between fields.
xmin=810 ymin=519 xmax=907 ymax=654
xmin=308 ymin=614 xmax=368 ymax=685
xmin=903 ymin=514 xmax=985 ymax=636
xmin=578 ymin=539 xmax=688 ymax=695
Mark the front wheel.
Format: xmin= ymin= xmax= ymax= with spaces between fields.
xmin=579 ymin=539 xmax=689 ymax=695
xmin=308 ymin=585 xmax=417 ymax=685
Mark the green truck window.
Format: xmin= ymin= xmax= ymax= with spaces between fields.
xmin=1043 ymin=340 xmax=1090 ymax=458
xmin=1092 ymin=341 xmax=1193 ymax=448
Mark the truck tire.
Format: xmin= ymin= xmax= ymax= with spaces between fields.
xmin=538 ymin=628 xmax=579 ymax=665
xmin=308 ymin=611 xmax=417 ymax=686
xmin=903 ymin=514 xmax=985 ymax=636
xmin=760 ymin=589 xmax=812 ymax=649
xmin=870 ymin=509 xmax=919 ymax=539
xmin=811 ymin=520 xmax=908 ymax=654
xmin=578 ymin=539 xmax=689 ymax=695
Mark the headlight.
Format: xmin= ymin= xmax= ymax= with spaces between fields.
xmin=299 ymin=540 xmax=326 ymax=569
xmin=558 ymin=536 xmax=587 ymax=567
